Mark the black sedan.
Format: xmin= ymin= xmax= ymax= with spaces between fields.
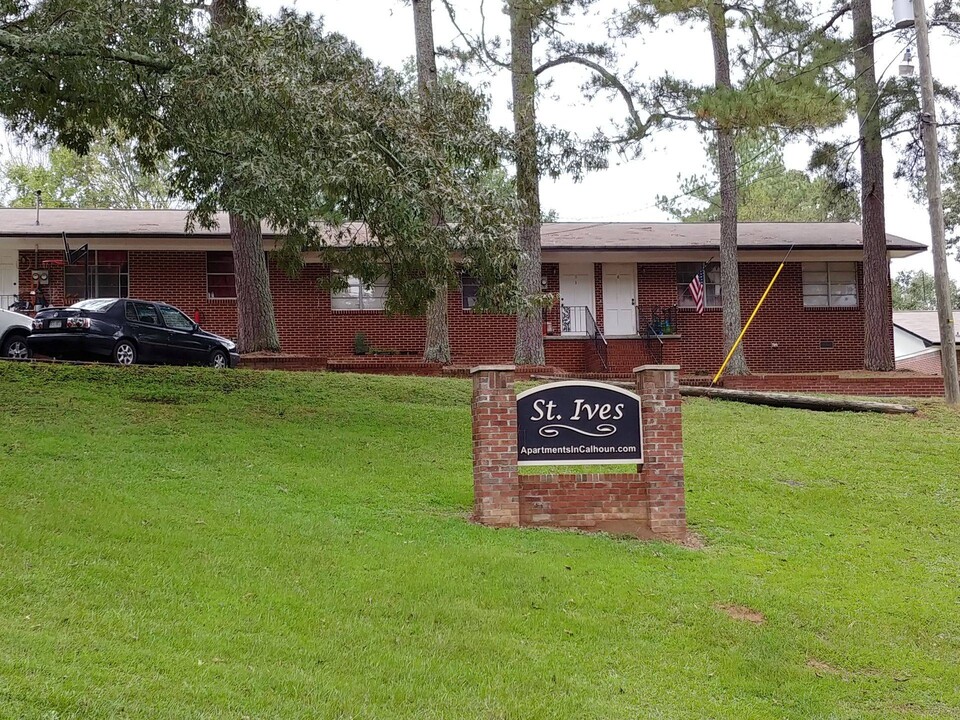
xmin=28 ymin=298 xmax=239 ymax=368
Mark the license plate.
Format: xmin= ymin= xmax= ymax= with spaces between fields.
xmin=48 ymin=320 xmax=62 ymax=329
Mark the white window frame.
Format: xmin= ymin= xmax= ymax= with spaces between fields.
xmin=206 ymin=251 xmax=236 ymax=300
xmin=676 ymin=262 xmax=721 ymax=309
xmin=802 ymin=262 xmax=859 ymax=308
xmin=331 ymin=275 xmax=388 ymax=311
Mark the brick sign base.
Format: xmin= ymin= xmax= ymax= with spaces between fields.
xmin=471 ymin=365 xmax=686 ymax=541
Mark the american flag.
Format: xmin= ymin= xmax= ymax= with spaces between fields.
xmin=688 ymin=267 xmax=706 ymax=314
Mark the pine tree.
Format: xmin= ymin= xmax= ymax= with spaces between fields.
xmin=509 ymin=0 xmax=544 ymax=365
xmin=621 ymin=0 xmax=847 ymax=375
xmin=441 ymin=0 xmax=644 ymax=365
xmin=658 ymin=133 xmax=861 ymax=222
xmin=852 ymin=0 xmax=892 ymax=370
xmin=412 ymin=0 xmax=452 ymax=364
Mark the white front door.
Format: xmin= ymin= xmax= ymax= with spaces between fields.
xmin=0 ymin=249 xmax=18 ymax=308
xmin=602 ymin=263 xmax=637 ymax=335
xmin=559 ymin=264 xmax=595 ymax=336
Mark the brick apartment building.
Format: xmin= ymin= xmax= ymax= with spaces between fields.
xmin=0 ymin=208 xmax=924 ymax=374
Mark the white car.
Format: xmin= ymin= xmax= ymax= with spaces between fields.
xmin=1 ymin=308 xmax=32 ymax=360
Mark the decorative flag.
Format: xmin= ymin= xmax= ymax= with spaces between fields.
xmin=688 ymin=267 xmax=706 ymax=314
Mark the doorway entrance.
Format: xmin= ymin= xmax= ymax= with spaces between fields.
xmin=558 ymin=264 xmax=595 ymax=336
xmin=602 ymin=263 xmax=637 ymax=335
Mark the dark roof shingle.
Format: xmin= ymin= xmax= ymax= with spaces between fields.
xmin=0 ymin=208 xmax=926 ymax=253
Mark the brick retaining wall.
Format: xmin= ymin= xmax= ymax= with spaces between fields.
xmin=720 ymin=373 xmax=947 ymax=397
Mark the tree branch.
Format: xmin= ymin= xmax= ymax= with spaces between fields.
xmin=535 ymin=54 xmax=649 ymax=131
xmin=437 ymin=0 xmax=509 ymax=71
xmin=0 ymin=28 xmax=175 ymax=71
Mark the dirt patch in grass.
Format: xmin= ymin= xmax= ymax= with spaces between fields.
xmin=777 ymin=478 xmax=806 ymax=488
xmin=680 ymin=531 xmax=707 ymax=549
xmin=807 ymin=658 xmax=843 ymax=676
xmin=715 ymin=603 xmax=765 ymax=624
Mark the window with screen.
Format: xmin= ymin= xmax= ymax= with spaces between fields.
xmin=206 ymin=251 xmax=236 ymax=299
xmin=64 ymin=250 xmax=129 ymax=300
xmin=331 ymin=275 xmax=388 ymax=311
xmin=677 ymin=262 xmax=721 ymax=308
xmin=802 ymin=262 xmax=858 ymax=308
xmin=461 ymin=273 xmax=480 ymax=310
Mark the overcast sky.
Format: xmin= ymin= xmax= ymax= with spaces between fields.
xmin=250 ymin=0 xmax=960 ymax=280
xmin=4 ymin=0 xmax=959 ymax=280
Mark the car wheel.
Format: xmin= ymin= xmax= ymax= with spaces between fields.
xmin=209 ymin=348 xmax=229 ymax=369
xmin=2 ymin=333 xmax=30 ymax=360
xmin=113 ymin=340 xmax=137 ymax=366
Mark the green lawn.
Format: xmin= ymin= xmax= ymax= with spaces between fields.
xmin=1 ymin=363 xmax=958 ymax=720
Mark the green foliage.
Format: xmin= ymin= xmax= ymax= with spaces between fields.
xmin=353 ymin=332 xmax=369 ymax=355
xmin=947 ymin=154 xmax=960 ymax=258
xmin=1 ymin=136 xmax=172 ymax=208
xmin=620 ymin=0 xmax=848 ymax=140
xmin=0 ymin=0 xmax=195 ymax=159
xmin=658 ymin=133 xmax=861 ymax=222
xmin=0 ymin=3 xmax=522 ymax=316
xmin=164 ymin=11 xmax=520 ymax=315
xmin=892 ymin=269 xmax=960 ymax=310
xmin=696 ymin=77 xmax=846 ymax=132
xmin=2 ymin=363 xmax=960 ymax=717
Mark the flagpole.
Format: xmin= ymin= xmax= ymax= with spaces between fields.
xmin=711 ymin=244 xmax=795 ymax=386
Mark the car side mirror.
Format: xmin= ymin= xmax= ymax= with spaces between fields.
xmin=192 ymin=322 xmax=200 ymax=332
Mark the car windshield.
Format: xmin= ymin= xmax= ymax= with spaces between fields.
xmin=70 ymin=299 xmax=119 ymax=312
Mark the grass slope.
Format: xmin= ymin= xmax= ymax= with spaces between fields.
xmin=0 ymin=363 xmax=958 ymax=720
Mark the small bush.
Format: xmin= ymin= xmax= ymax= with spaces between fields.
xmin=353 ymin=332 xmax=369 ymax=355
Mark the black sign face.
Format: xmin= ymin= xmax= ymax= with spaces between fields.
xmin=517 ymin=381 xmax=643 ymax=466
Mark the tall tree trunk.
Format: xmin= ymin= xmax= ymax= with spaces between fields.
xmin=708 ymin=0 xmax=748 ymax=375
xmin=510 ymin=0 xmax=545 ymax=366
xmin=413 ymin=0 xmax=451 ymax=364
xmin=211 ymin=0 xmax=280 ymax=353
xmin=852 ymin=0 xmax=894 ymax=370
xmin=230 ymin=214 xmax=280 ymax=352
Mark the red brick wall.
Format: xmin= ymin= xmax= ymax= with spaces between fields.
xmin=544 ymin=339 xmax=589 ymax=373
xmin=896 ymin=348 xmax=960 ymax=377
xmin=722 ymin=373 xmax=946 ymax=397
xmin=520 ymin=474 xmax=651 ymax=533
xmin=18 ymin=250 xmax=67 ymax=306
xmin=19 ymin=250 xmax=888 ymax=374
xmin=542 ymin=263 xmax=561 ymax=337
xmin=897 ymin=349 xmax=944 ymax=375
xmin=644 ymin=262 xmax=869 ymax=375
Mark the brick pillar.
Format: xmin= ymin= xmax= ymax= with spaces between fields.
xmin=471 ymin=365 xmax=520 ymax=527
xmin=635 ymin=365 xmax=686 ymax=540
